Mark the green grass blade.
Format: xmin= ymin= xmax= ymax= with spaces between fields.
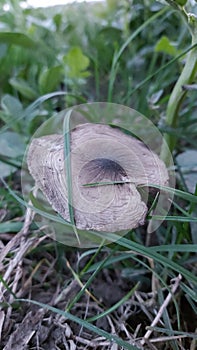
xmin=0 ymin=177 xmax=71 ymax=226
xmin=0 ymin=275 xmax=17 ymax=299
xmin=63 ymin=109 xmax=80 ymax=244
xmin=108 ymin=6 xmax=168 ymax=101
xmin=141 ymin=183 xmax=197 ymax=203
xmin=116 ymin=237 xmax=197 ymax=284
xmin=124 ymin=42 xmax=197 ymax=101
xmin=147 ymin=326 xmax=197 ymax=339
xmin=149 ymin=215 xmax=197 ymax=222
xmin=83 ymin=180 xmax=197 ymax=204
xmin=149 ymin=244 xmax=197 ymax=252
xmin=0 ymin=92 xmax=67 ymax=135
xmin=87 ymin=283 xmax=139 ymax=322
xmin=66 ymin=243 xmax=111 ymax=311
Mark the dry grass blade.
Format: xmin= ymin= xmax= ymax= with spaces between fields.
xmin=0 ymin=206 xmax=33 ymax=268
xmin=141 ymin=274 xmax=182 ymax=345
xmin=0 ymin=199 xmax=48 ymax=344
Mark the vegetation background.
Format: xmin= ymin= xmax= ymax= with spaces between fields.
xmin=0 ymin=0 xmax=197 ymax=349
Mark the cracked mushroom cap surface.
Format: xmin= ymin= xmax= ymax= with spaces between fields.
xmin=27 ymin=123 xmax=169 ymax=232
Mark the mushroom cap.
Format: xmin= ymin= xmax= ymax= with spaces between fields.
xmin=27 ymin=123 xmax=168 ymax=232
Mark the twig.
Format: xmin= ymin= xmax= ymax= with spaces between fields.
xmin=141 ymin=274 xmax=182 ymax=345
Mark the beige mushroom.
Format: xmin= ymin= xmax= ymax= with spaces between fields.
xmin=27 ymin=123 xmax=168 ymax=232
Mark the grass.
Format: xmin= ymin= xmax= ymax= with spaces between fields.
xmin=0 ymin=0 xmax=197 ymax=349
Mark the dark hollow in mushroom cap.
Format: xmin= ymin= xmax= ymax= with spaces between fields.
xmin=27 ymin=123 xmax=169 ymax=232
xmin=80 ymin=158 xmax=127 ymax=183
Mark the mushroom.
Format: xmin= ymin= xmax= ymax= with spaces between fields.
xmin=27 ymin=123 xmax=168 ymax=232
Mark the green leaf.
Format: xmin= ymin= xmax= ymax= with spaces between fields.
xmin=53 ymin=13 xmax=62 ymax=30
xmin=9 ymin=78 xmax=38 ymax=99
xmin=174 ymin=0 xmax=187 ymax=6
xmin=38 ymin=66 xmax=63 ymax=94
xmin=0 ymin=132 xmax=25 ymax=158
xmin=0 ymin=32 xmax=37 ymax=49
xmin=63 ymin=47 xmax=90 ymax=78
xmin=0 ymin=131 xmax=25 ymax=178
xmin=155 ymin=36 xmax=178 ymax=56
xmin=1 ymin=94 xmax=23 ymax=118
